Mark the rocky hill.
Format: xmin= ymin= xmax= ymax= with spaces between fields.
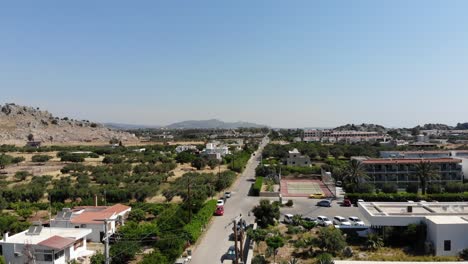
xmin=0 ymin=103 xmax=138 ymax=145
xmin=333 ymin=123 xmax=387 ymax=133
xmin=167 ymin=119 xmax=267 ymax=129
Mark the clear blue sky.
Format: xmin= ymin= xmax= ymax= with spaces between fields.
xmin=1 ymin=1 xmax=468 ymax=128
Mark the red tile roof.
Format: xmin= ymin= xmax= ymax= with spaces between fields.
xmin=102 ymin=204 xmax=131 ymax=214
xmin=362 ymin=158 xmax=462 ymax=165
xmin=70 ymin=211 xmax=115 ymax=224
xmin=38 ymin=235 xmax=75 ymax=250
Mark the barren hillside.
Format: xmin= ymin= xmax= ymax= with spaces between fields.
xmin=0 ymin=103 xmax=138 ymax=145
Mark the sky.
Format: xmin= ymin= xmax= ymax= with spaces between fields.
xmin=1 ymin=1 xmax=468 ymax=128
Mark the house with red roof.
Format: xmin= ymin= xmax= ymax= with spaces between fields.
xmin=0 ymin=224 xmax=93 ymax=263
xmin=50 ymin=203 xmax=131 ymax=242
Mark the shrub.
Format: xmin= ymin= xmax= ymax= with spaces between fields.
xmin=315 ymin=253 xmax=334 ymax=264
xmin=247 ymin=228 xmax=268 ymax=242
xmin=14 ymin=171 xmax=30 ymax=181
xmin=406 ymin=183 xmax=419 ymax=194
xmin=381 ymin=183 xmax=398 ymax=194
xmin=183 ymin=199 xmax=217 ymax=243
xmin=444 ymin=182 xmax=464 ymax=193
xmin=60 ymin=153 xmax=85 ymax=162
xmin=460 ymin=248 xmax=468 ymax=260
xmin=426 ymin=184 xmax=442 ymax=194
xmin=285 ymin=199 xmax=294 ymax=207
xmin=252 ymin=177 xmax=263 ymax=196
xmin=31 ymin=155 xmax=52 ymax=163
xmin=252 ymin=255 xmax=267 ymax=264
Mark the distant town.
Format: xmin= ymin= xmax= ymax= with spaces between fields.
xmin=1 ymin=104 xmax=468 ymax=264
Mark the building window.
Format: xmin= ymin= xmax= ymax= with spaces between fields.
xmin=55 ymin=250 xmax=64 ymax=260
xmin=444 ymin=240 xmax=451 ymax=251
xmin=35 ymin=249 xmax=53 ymax=261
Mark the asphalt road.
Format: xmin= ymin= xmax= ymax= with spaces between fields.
xmin=190 ymin=138 xmax=268 ymax=264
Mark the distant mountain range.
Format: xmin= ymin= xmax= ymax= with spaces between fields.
xmin=166 ymin=119 xmax=268 ymax=129
xmin=104 ymin=122 xmax=161 ymax=130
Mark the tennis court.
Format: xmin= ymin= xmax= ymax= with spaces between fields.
xmin=280 ymin=179 xmax=333 ymax=197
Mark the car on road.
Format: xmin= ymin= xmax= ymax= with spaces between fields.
xmin=302 ymin=216 xmax=317 ymax=224
xmin=335 ymin=181 xmax=342 ymax=187
xmin=316 ymin=200 xmax=332 ymax=207
xmin=333 ymin=216 xmax=352 ymax=226
xmin=348 ymin=216 xmax=365 ymax=226
xmin=224 ymin=246 xmax=238 ymax=261
xmin=283 ymin=214 xmax=294 ymax=224
xmin=217 ymin=199 xmax=225 ymax=206
xmin=309 ymin=192 xmax=325 ymax=199
xmin=224 ymin=191 xmax=231 ymax=198
xmin=342 ymin=198 xmax=352 ymax=207
xmin=215 ymin=206 xmax=224 ymax=216
xmin=317 ymin=216 xmax=333 ymax=226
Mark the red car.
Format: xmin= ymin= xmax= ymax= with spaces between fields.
xmin=215 ymin=205 xmax=224 ymax=216
xmin=343 ymin=198 xmax=352 ymax=207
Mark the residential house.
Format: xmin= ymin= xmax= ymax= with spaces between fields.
xmin=50 ymin=203 xmax=131 ymax=242
xmin=0 ymin=225 xmax=93 ymax=264
xmin=286 ymin=148 xmax=311 ymax=167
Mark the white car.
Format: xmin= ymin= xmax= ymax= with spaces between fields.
xmin=283 ymin=214 xmax=294 ymax=224
xmin=317 ymin=216 xmax=332 ymax=226
xmin=333 ymin=216 xmax=351 ymax=226
xmin=224 ymin=192 xmax=232 ymax=198
xmin=348 ymin=216 xmax=365 ymax=226
xmin=217 ymin=199 xmax=225 ymax=206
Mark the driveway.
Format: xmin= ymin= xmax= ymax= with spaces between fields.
xmin=190 ymin=137 xmax=268 ymax=264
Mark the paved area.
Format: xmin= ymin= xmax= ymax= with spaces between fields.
xmin=280 ymin=198 xmax=368 ymax=224
xmin=190 ymin=137 xmax=268 ymax=264
xmin=280 ymin=179 xmax=333 ymax=197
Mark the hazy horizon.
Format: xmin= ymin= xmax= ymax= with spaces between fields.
xmin=2 ymin=1 xmax=468 ymax=128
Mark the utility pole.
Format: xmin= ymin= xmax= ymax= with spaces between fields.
xmin=233 ymin=219 xmax=239 ymax=264
xmin=239 ymin=225 xmax=244 ymax=263
xmin=188 ymin=176 xmax=192 ymax=222
xmin=94 ymin=218 xmax=117 ymax=264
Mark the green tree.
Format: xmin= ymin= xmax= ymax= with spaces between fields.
xmin=27 ymin=133 xmax=34 ymax=141
xmin=0 ymin=154 xmax=12 ymax=170
xmin=31 ymin=155 xmax=52 ymax=163
xmin=415 ymin=161 xmax=439 ymax=195
xmin=140 ymin=249 xmax=168 ymax=264
xmin=191 ymin=157 xmax=207 ymax=170
xmin=246 ymin=228 xmax=268 ymax=242
xmin=252 ymin=200 xmax=280 ymax=228
xmin=127 ymin=209 xmax=146 ymax=222
xmin=11 ymin=156 xmax=25 ymax=165
xmin=14 ymin=171 xmax=30 ymax=181
xmin=316 ymin=227 xmax=347 ymax=255
xmin=365 ymin=233 xmax=384 ymax=251
xmin=345 ymin=159 xmax=368 ymax=188
xmin=266 ymin=235 xmax=284 ymax=264
xmin=175 ymin=151 xmax=196 ymax=164
xmin=0 ymin=256 xmax=6 ymax=264
xmin=90 ymin=253 xmax=105 ymax=264
xmin=109 ymin=241 xmax=140 ymax=264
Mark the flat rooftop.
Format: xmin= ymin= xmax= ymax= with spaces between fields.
xmin=3 ymin=227 xmax=92 ymax=245
xmin=359 ymin=202 xmax=468 ymax=217
xmin=425 ymin=215 xmax=468 ymax=224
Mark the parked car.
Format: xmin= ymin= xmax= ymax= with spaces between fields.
xmin=224 ymin=191 xmax=232 ymax=198
xmin=348 ymin=216 xmax=365 ymax=226
xmin=283 ymin=214 xmax=294 ymax=224
xmin=217 ymin=199 xmax=225 ymax=206
xmin=215 ymin=206 xmax=224 ymax=216
xmin=316 ymin=200 xmax=332 ymax=207
xmin=333 ymin=216 xmax=352 ymax=226
xmin=224 ymin=246 xmax=238 ymax=260
xmin=335 ymin=181 xmax=342 ymax=187
xmin=302 ymin=216 xmax=317 ymax=224
xmin=317 ymin=216 xmax=333 ymax=226
xmin=342 ymin=198 xmax=352 ymax=207
xmin=309 ymin=192 xmax=325 ymax=199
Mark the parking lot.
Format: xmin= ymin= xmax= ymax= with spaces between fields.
xmin=279 ymin=197 xmax=368 ymax=225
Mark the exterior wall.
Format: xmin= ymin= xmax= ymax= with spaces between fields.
xmin=286 ymin=156 xmax=311 ymax=166
xmin=50 ymin=221 xmax=108 ymax=242
xmin=428 ymin=223 xmax=468 ymax=256
xmin=0 ymin=244 xmax=77 ymax=264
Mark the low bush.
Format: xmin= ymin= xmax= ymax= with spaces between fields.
xmin=381 ymin=183 xmax=398 ymax=194
xmin=183 ymin=199 xmax=217 ymax=243
xmin=252 ymin=177 xmax=263 ymax=196
xmin=426 ymin=184 xmax=442 ymax=194
xmin=405 ymin=183 xmax=419 ymax=194
xmin=31 ymin=155 xmax=52 ymax=163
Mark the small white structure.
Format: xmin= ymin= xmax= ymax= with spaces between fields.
xmin=359 ymin=201 xmax=468 ymax=256
xmin=175 ymin=145 xmax=197 ymax=153
xmin=0 ymin=225 xmax=93 ymax=264
xmin=50 ymin=203 xmax=131 ymax=242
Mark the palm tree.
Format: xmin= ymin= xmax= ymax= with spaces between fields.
xmin=415 ymin=161 xmax=439 ymax=195
xmin=345 ymin=159 xmax=369 ymax=188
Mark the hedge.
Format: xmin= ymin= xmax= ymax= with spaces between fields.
xmin=183 ymin=199 xmax=217 ymax=243
xmin=253 ymin=177 xmax=264 ymax=196
xmin=346 ymin=192 xmax=468 ymax=203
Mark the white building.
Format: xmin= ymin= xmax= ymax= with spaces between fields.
xmin=202 ymin=142 xmax=230 ymax=160
xmin=303 ymin=129 xmax=386 ymax=143
xmin=0 ymin=225 xmax=93 ymax=264
xmin=50 ymin=204 xmax=131 ymax=242
xmin=359 ymin=201 xmax=468 ymax=256
xmin=175 ymin=145 xmax=198 ymax=153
